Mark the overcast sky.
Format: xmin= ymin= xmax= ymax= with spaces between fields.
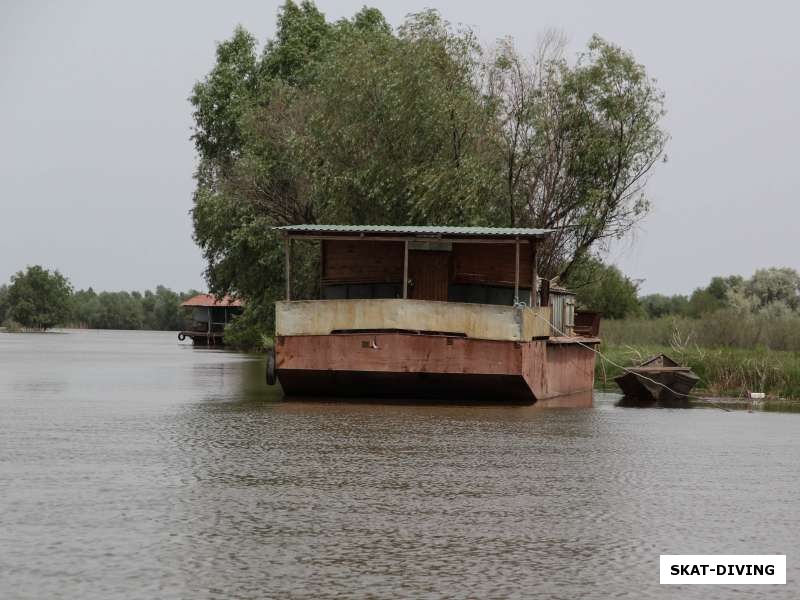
xmin=2 ymin=1 xmax=798 ymax=295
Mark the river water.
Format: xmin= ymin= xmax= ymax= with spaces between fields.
xmin=0 ymin=329 xmax=797 ymax=599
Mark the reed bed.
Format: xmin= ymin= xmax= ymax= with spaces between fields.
xmin=595 ymin=343 xmax=800 ymax=400
xmin=601 ymin=310 xmax=800 ymax=351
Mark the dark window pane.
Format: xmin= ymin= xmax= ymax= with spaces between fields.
xmin=322 ymin=285 xmax=347 ymax=300
xmin=373 ymin=284 xmax=400 ymax=299
xmin=487 ymin=287 xmax=514 ymax=306
xmin=348 ymin=284 xmax=372 ymax=299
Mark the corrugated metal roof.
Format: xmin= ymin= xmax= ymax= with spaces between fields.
xmin=181 ymin=294 xmax=244 ymax=308
xmin=274 ymin=224 xmax=552 ymax=239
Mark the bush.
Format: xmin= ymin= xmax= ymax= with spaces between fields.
xmin=222 ymin=301 xmax=274 ymax=350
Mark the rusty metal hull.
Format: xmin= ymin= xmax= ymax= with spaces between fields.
xmin=275 ymin=332 xmax=597 ymax=405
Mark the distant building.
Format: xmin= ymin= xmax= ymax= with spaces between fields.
xmin=178 ymin=294 xmax=243 ymax=345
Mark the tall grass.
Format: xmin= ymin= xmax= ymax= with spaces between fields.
xmin=601 ymin=310 xmax=800 ymax=351
xmin=597 ymin=310 xmax=800 ymax=398
xmin=595 ymin=344 xmax=800 ymax=399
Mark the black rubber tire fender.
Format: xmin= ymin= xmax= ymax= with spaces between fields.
xmin=266 ymin=348 xmax=277 ymax=386
xmin=177 ymin=332 xmax=186 ymax=342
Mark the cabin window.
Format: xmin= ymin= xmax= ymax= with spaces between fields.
xmin=322 ymin=283 xmax=402 ymax=300
xmin=448 ymin=284 xmax=531 ymax=306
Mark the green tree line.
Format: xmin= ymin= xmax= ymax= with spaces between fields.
xmin=638 ymin=268 xmax=800 ymax=319
xmin=551 ymin=261 xmax=800 ymax=324
xmin=0 ymin=266 xmax=199 ymax=331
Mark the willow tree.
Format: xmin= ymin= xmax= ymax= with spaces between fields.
xmin=189 ymin=2 xmax=667 ymax=334
xmin=483 ymin=34 xmax=667 ymax=278
xmin=190 ymin=5 xmax=501 ymax=312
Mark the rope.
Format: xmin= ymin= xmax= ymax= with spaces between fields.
xmin=515 ymin=303 xmax=733 ymax=412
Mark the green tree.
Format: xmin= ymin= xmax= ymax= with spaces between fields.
xmin=563 ymin=257 xmax=641 ymax=319
xmin=683 ymin=275 xmax=744 ymax=317
xmin=6 ymin=266 xmax=72 ymax=330
xmin=746 ymin=268 xmax=800 ymax=312
xmin=190 ymin=26 xmax=260 ymax=177
xmin=190 ymin=3 xmax=667 ymax=337
xmin=0 ymin=284 xmax=8 ymax=323
xmin=307 ymin=10 xmax=498 ymax=225
xmin=639 ymin=293 xmax=689 ymax=318
xmin=91 ymin=292 xmax=144 ymax=330
xmin=260 ymin=0 xmax=332 ymax=84
xmin=70 ymin=287 xmax=100 ymax=326
xmin=707 ymin=275 xmax=744 ymax=303
xmin=483 ymin=34 xmax=667 ymax=278
xmin=686 ymin=288 xmax=724 ymax=318
xmin=149 ymin=286 xmax=188 ymax=330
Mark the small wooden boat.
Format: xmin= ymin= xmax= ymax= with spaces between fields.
xmin=614 ymin=354 xmax=699 ymax=404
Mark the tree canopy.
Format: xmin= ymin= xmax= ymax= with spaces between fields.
xmin=562 ymin=257 xmax=641 ymax=319
xmin=190 ymin=2 xmax=667 ymax=332
xmin=639 ymin=268 xmax=800 ymax=320
xmin=0 ymin=284 xmax=9 ymax=324
xmin=6 ymin=266 xmax=72 ymax=330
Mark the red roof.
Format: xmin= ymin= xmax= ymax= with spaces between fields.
xmin=181 ymin=294 xmax=244 ymax=308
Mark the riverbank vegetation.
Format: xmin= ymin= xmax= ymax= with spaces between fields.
xmin=595 ymin=342 xmax=800 ymax=401
xmin=0 ymin=266 xmax=198 ymax=331
xmin=586 ymin=266 xmax=800 ymax=399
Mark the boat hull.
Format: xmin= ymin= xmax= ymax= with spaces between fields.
xmin=615 ymin=370 xmax=700 ymax=404
xmin=275 ymin=332 xmax=597 ymax=405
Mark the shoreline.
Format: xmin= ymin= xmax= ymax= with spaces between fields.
xmin=596 ymin=384 xmax=800 ymax=412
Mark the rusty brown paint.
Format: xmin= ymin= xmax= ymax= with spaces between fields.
xmin=276 ymin=333 xmax=596 ymax=404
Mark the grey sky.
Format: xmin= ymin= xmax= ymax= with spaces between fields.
xmin=1 ymin=1 xmax=797 ymax=295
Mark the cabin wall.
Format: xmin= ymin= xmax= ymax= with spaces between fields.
xmin=321 ymin=239 xmax=534 ymax=290
xmin=452 ymin=243 xmax=532 ymax=288
xmin=322 ymin=240 xmax=404 ymax=283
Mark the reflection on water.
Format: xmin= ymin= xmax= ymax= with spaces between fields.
xmin=1 ymin=329 xmax=798 ymax=599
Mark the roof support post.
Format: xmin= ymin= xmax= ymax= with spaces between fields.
xmin=514 ymin=238 xmax=520 ymax=304
xmin=531 ymin=239 xmax=539 ymax=307
xmin=402 ymin=240 xmax=409 ymax=299
xmin=284 ymin=235 xmax=292 ymax=301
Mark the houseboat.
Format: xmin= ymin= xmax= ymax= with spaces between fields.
xmin=178 ymin=293 xmax=243 ymax=345
xmin=265 ymin=225 xmax=600 ymax=405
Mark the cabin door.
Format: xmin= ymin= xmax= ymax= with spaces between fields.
xmin=408 ymin=251 xmax=450 ymax=301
